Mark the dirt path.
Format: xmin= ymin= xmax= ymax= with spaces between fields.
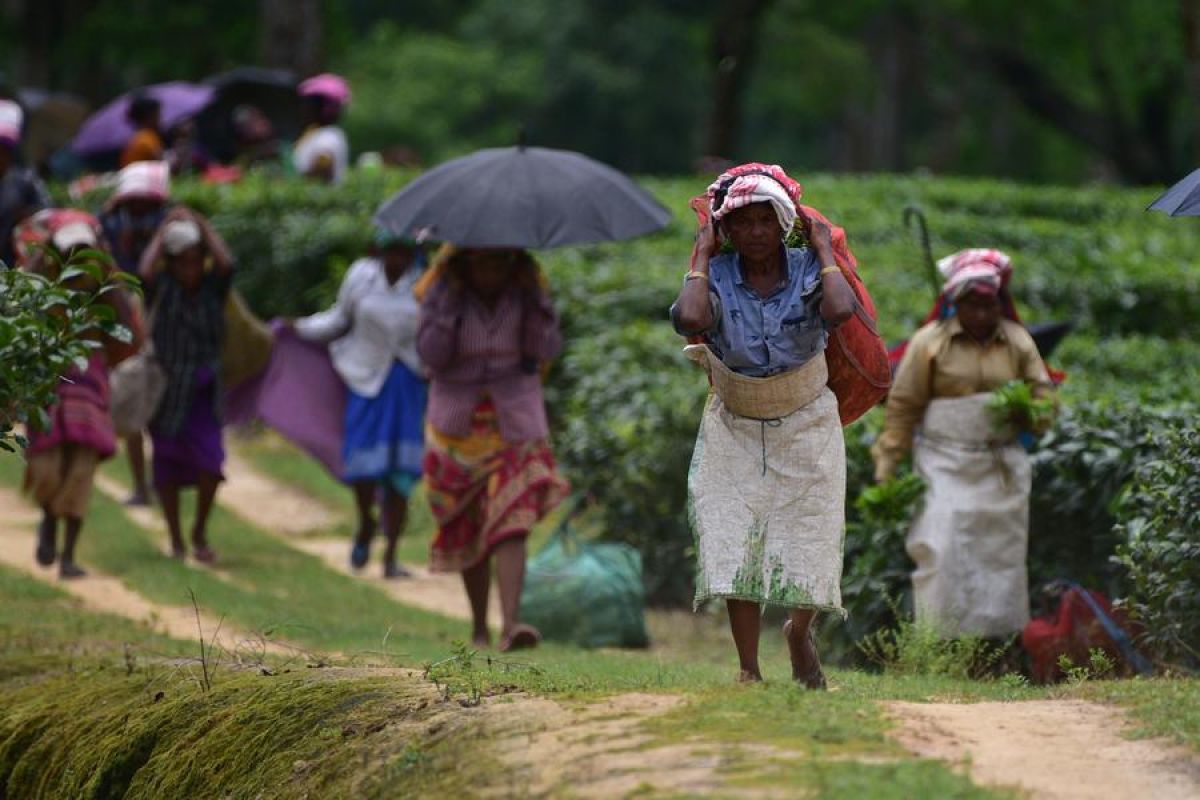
xmin=0 ymin=486 xmax=291 ymax=658
xmin=218 ymin=452 xmax=501 ymax=628
xmin=887 ymin=699 xmax=1200 ymax=800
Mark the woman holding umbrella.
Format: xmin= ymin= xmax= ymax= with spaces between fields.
xmin=293 ymin=74 xmax=350 ymax=184
xmin=416 ymin=247 xmax=569 ymax=651
xmin=120 ymin=94 xmax=164 ymax=167
xmin=376 ymin=142 xmax=671 ymax=649
xmin=671 ymin=164 xmax=856 ymax=688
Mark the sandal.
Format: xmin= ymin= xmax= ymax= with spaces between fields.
xmin=35 ymin=524 xmax=56 ymax=567
xmin=498 ymin=624 xmax=541 ymax=653
xmin=350 ymin=540 xmax=371 ymax=570
xmin=382 ymin=561 xmax=412 ymax=580
xmin=783 ymin=620 xmax=827 ymax=691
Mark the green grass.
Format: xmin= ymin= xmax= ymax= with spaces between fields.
xmin=4 ymin=450 xmax=1200 ymax=798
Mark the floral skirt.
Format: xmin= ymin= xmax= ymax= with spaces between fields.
xmin=424 ymin=399 xmax=569 ymax=573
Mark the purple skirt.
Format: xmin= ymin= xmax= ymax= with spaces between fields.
xmin=151 ymin=368 xmax=224 ymax=488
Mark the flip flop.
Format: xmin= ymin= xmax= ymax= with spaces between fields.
xmin=499 ymin=624 xmax=541 ymax=653
xmin=382 ymin=561 xmax=412 ymax=580
xmin=350 ymin=540 xmax=370 ymax=570
xmin=783 ymin=620 xmax=827 ymax=691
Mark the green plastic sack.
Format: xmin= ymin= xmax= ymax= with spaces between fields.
xmin=519 ymin=512 xmax=650 ymax=649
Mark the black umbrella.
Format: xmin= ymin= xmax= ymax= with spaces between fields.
xmin=196 ymin=67 xmax=299 ymax=163
xmin=374 ymin=145 xmax=672 ymax=248
xmin=1147 ymin=167 xmax=1200 ymax=215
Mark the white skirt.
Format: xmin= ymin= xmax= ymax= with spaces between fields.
xmin=687 ymin=353 xmax=846 ymax=612
xmin=908 ymin=393 xmax=1031 ymax=637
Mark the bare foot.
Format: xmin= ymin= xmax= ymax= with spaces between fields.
xmin=498 ymin=624 xmax=540 ymax=652
xmin=736 ymin=669 xmax=764 ymax=683
xmin=124 ymin=490 xmax=151 ymax=507
xmin=471 ymin=631 xmax=492 ymax=649
xmin=783 ymin=620 xmax=827 ymax=690
xmin=59 ymin=561 xmax=87 ymax=579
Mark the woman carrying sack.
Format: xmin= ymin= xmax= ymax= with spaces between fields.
xmin=19 ymin=211 xmax=129 ymax=578
xmin=138 ymin=208 xmax=235 ymax=563
xmin=670 ymin=164 xmax=857 ymax=687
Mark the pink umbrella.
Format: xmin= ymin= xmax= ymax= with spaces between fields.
xmin=71 ymin=81 xmax=215 ymax=156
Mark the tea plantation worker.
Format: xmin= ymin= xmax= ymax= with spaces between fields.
xmin=120 ymin=93 xmax=165 ymax=167
xmin=138 ymin=208 xmax=234 ymax=563
xmin=292 ymin=230 xmax=428 ymax=578
xmin=21 ymin=213 xmax=123 ymax=578
xmin=0 ymin=99 xmax=51 ymax=268
xmin=871 ymin=249 xmax=1055 ymax=640
xmin=293 ymin=74 xmax=350 ymax=184
xmin=416 ymin=245 xmax=569 ymax=652
xmin=671 ymin=165 xmax=855 ymax=688
xmin=99 ymin=160 xmax=171 ymax=507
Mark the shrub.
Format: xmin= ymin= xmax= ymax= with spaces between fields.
xmin=0 ymin=257 xmax=133 ymax=451
xmin=1113 ymin=427 xmax=1200 ymax=669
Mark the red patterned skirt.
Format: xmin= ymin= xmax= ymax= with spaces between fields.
xmin=424 ymin=400 xmax=569 ymax=573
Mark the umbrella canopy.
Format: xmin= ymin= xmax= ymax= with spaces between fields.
xmin=196 ymin=67 xmax=300 ymax=162
xmin=15 ymin=89 xmax=89 ymax=166
xmin=71 ymin=81 xmax=215 ymax=156
xmin=374 ymin=145 xmax=672 ymax=248
xmin=1147 ymin=167 xmax=1200 ymax=216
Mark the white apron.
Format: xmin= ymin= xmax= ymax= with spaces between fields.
xmin=908 ymin=393 xmax=1031 ymax=637
xmin=685 ymin=349 xmax=846 ymax=613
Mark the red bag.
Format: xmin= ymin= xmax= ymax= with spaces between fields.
xmin=1021 ymin=583 xmax=1148 ymax=684
xmin=687 ymin=166 xmax=890 ymax=425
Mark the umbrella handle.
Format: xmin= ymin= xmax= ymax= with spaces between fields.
xmin=903 ymin=205 xmax=940 ymax=300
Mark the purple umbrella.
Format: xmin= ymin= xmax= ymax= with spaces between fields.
xmin=71 ymin=81 xmax=216 ymax=156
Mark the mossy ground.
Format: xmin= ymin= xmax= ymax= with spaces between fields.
xmin=1 ymin=445 xmax=1196 ymax=798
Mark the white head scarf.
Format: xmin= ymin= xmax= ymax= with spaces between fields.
xmin=708 ymin=170 xmax=798 ymax=234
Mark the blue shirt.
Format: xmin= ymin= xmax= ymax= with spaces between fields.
xmin=671 ymin=246 xmax=827 ymax=377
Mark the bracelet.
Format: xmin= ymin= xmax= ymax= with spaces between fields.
xmin=685 ymin=270 xmax=709 ymax=281
xmin=820 ymin=266 xmax=841 ymax=277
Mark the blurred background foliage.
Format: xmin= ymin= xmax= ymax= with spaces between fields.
xmin=7 ymin=0 xmax=1200 ymax=183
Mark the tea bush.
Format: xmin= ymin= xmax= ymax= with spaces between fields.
xmin=1113 ymin=427 xmax=1200 ymax=668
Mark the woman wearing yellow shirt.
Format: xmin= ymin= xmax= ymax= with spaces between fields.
xmin=872 ymin=249 xmax=1054 ymax=640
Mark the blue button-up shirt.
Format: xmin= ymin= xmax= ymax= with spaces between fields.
xmin=671 ymin=246 xmax=827 ymax=377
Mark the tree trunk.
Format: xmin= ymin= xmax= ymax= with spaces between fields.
xmin=705 ymin=0 xmax=775 ymax=160
xmin=1180 ymin=0 xmax=1200 ymax=163
xmin=260 ymin=0 xmax=323 ymax=77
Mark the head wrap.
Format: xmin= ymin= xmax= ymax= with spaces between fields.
xmin=707 ymin=163 xmax=800 ymax=234
xmin=938 ymin=248 xmax=1012 ymax=301
xmin=0 ymin=100 xmax=23 ymax=147
xmin=52 ymin=221 xmax=99 ymax=251
xmin=162 ymin=219 xmax=202 ymax=255
xmin=113 ymin=160 xmax=170 ymax=202
xmin=298 ymin=73 xmax=351 ymax=108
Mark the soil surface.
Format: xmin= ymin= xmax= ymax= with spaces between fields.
xmin=0 ymin=485 xmax=290 ymax=657
xmin=886 ymin=699 xmax=1200 ymax=800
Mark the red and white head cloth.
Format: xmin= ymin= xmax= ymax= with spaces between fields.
xmin=707 ymin=163 xmax=800 ymax=234
xmin=113 ymin=160 xmax=170 ymax=202
xmin=938 ymin=248 xmax=1012 ymax=301
xmin=0 ymin=100 xmax=22 ymax=147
